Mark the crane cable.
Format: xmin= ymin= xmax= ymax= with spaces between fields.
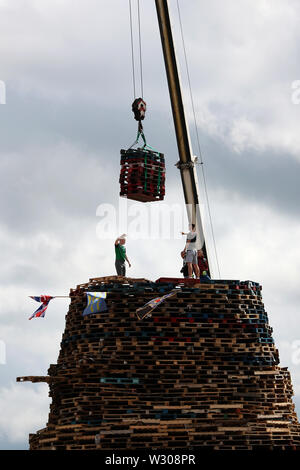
xmin=128 ymin=0 xmax=136 ymax=99
xmin=128 ymin=0 xmax=144 ymax=99
xmin=176 ymin=0 xmax=221 ymax=279
xmin=137 ymin=0 xmax=144 ymax=98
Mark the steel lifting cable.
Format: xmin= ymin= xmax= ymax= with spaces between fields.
xmin=129 ymin=0 xmax=136 ymax=99
xmin=128 ymin=0 xmax=144 ymax=99
xmin=176 ymin=0 xmax=221 ymax=279
xmin=137 ymin=0 xmax=144 ymax=98
xmin=128 ymin=0 xmax=147 ymax=151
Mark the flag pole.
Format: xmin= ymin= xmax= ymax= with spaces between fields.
xmin=28 ymin=296 xmax=70 ymax=298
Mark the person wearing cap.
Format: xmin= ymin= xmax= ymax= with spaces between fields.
xmin=115 ymin=234 xmax=131 ymax=277
xmin=181 ymin=224 xmax=200 ymax=279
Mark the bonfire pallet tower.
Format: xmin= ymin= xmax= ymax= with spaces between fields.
xmin=18 ymin=0 xmax=300 ymax=451
xmin=18 ymin=277 xmax=300 ymax=450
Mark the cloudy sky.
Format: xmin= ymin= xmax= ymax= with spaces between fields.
xmin=1 ymin=0 xmax=300 ymax=450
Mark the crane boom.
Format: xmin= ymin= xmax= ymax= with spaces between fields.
xmin=155 ymin=0 xmax=210 ymax=276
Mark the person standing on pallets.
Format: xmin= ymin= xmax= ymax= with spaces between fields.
xmin=181 ymin=224 xmax=200 ymax=279
xmin=114 ymin=234 xmax=131 ymax=276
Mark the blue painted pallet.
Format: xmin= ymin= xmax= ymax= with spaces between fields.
xmin=258 ymin=338 xmax=274 ymax=344
xmin=100 ymin=377 xmax=140 ymax=384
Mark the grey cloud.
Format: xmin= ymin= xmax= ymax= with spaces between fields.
xmin=193 ymin=131 xmax=300 ymax=218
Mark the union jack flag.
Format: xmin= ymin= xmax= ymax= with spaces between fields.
xmin=29 ymin=296 xmax=54 ymax=320
xmin=136 ymin=289 xmax=178 ymax=320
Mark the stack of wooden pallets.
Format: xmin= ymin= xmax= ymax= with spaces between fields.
xmin=119 ymin=148 xmax=165 ymax=202
xmin=18 ymin=276 xmax=300 ymax=450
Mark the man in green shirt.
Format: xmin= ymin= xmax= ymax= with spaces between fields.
xmin=115 ymin=234 xmax=131 ymax=276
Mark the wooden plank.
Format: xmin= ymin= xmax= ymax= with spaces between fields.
xmin=209 ymin=404 xmax=243 ymax=409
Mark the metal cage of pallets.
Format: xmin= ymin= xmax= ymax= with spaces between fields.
xmin=120 ymin=148 xmax=165 ymax=202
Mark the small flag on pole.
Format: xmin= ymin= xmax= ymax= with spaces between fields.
xmin=83 ymin=292 xmax=108 ymax=316
xmin=136 ymin=289 xmax=178 ymax=320
xmin=29 ymin=295 xmax=54 ymax=320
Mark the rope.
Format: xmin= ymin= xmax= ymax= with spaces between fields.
xmin=128 ymin=123 xmax=147 ymax=150
xmin=176 ymin=0 xmax=221 ymax=279
xmin=144 ymin=152 xmax=147 ymax=191
xmin=129 ymin=0 xmax=136 ymax=99
xmin=157 ymin=165 xmax=161 ymax=194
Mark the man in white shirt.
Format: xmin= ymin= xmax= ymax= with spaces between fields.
xmin=181 ymin=224 xmax=200 ymax=279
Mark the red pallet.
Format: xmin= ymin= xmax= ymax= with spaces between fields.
xmin=120 ymin=148 xmax=165 ymax=202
